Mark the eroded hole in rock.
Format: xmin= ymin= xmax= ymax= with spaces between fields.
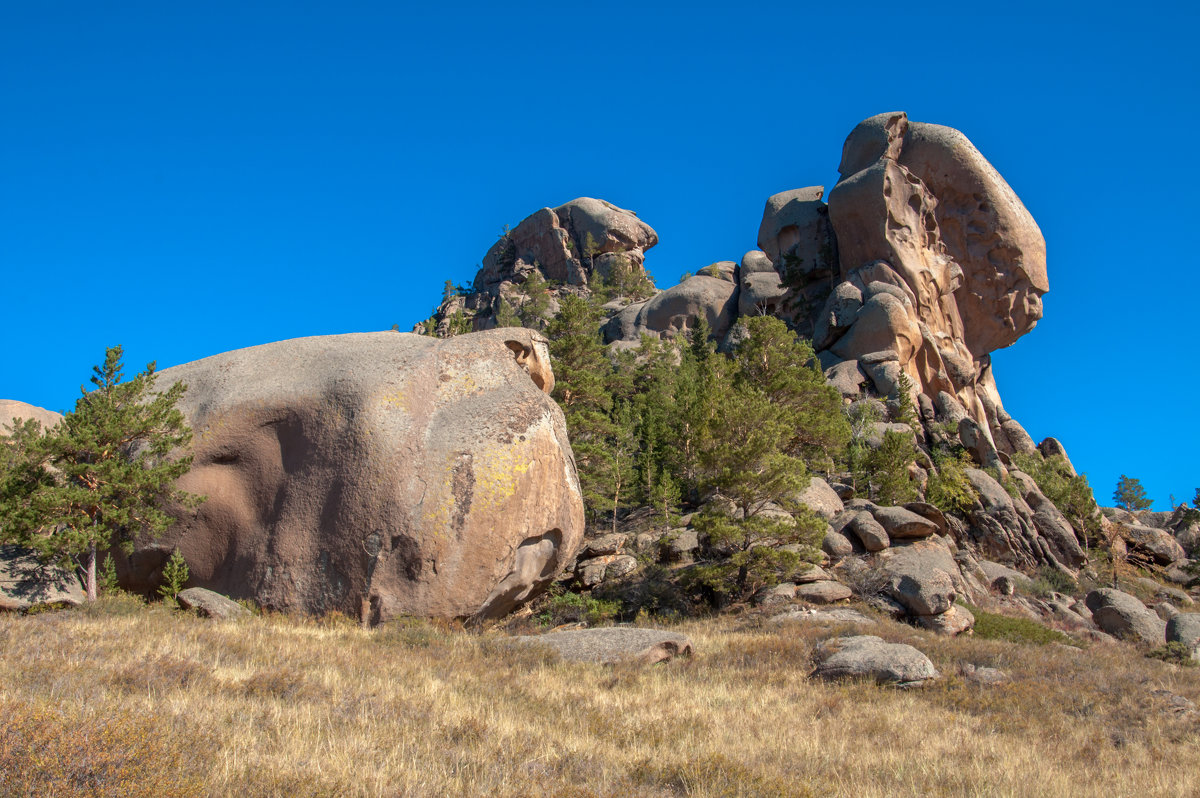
xmin=473 ymin=529 xmax=563 ymax=621
xmin=504 ymin=339 xmax=548 ymax=391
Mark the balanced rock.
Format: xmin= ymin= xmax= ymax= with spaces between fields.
xmin=122 ymin=329 xmax=584 ymax=623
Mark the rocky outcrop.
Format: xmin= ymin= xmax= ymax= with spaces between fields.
xmin=0 ymin=400 xmax=61 ymax=433
xmin=121 ymin=329 xmax=584 ymax=623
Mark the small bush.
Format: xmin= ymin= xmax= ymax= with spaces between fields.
xmin=1027 ymin=566 xmax=1079 ymax=598
xmin=535 ymin=589 xmax=619 ymax=627
xmin=960 ymin=601 xmax=1081 ymax=647
xmin=1146 ymin=641 xmax=1197 ymax=666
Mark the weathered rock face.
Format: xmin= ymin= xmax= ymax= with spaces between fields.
xmin=122 ymin=329 xmax=584 ymax=622
xmin=795 ymin=112 xmax=1049 ymax=467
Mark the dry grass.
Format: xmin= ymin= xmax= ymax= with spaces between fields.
xmin=1 ymin=595 xmax=1198 ymax=797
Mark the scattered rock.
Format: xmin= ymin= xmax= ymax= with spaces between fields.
xmin=177 ymin=587 xmax=250 ymax=620
xmin=771 ymin=607 xmax=875 ymax=625
xmin=796 ymin=581 xmax=853 ymax=604
xmin=0 ymin=546 xmax=84 ymax=611
xmin=1085 ymin=589 xmax=1167 ymax=646
xmin=960 ymin=663 xmax=1009 ymax=685
xmin=871 ymin=506 xmax=938 ymax=540
xmin=511 ymin=627 xmax=693 ymax=665
xmin=811 ymin=635 xmax=939 ymax=687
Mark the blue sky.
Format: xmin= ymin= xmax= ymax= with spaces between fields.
xmin=2 ymin=1 xmax=1197 ymax=509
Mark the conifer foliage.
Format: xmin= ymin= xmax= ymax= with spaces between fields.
xmin=0 ymin=347 xmax=202 ymax=601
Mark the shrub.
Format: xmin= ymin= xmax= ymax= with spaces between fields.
xmin=1026 ymin=566 xmax=1079 ymax=598
xmin=535 ymin=589 xmax=619 ymax=627
xmin=1146 ymin=641 xmax=1197 ymax=666
xmin=960 ymin=601 xmax=1080 ymax=646
xmin=157 ymin=548 xmax=189 ymax=604
xmin=926 ymin=449 xmax=978 ymax=515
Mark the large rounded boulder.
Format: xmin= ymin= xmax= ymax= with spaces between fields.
xmin=123 ymin=328 xmax=584 ymax=622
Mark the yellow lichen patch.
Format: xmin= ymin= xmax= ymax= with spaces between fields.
xmin=470 ymin=441 xmax=534 ymax=512
xmin=375 ymin=386 xmax=410 ymax=413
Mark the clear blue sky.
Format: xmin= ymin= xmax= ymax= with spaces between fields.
xmin=2 ymin=1 xmax=1196 ymax=509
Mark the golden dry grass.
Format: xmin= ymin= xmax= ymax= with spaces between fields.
xmin=1 ymin=596 xmax=1198 ymax=797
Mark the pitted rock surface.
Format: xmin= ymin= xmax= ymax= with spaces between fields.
xmin=122 ymin=328 xmax=584 ymax=622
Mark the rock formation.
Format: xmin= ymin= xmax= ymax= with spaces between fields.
xmin=120 ymin=328 xmax=585 ymax=622
xmin=0 ymin=399 xmax=61 ymax=433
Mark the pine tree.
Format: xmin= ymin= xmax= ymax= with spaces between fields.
xmin=730 ymin=316 xmax=850 ymax=471
xmin=17 ymin=347 xmax=202 ymax=601
xmin=1113 ymin=474 xmax=1152 ymax=512
xmin=687 ymin=381 xmax=823 ymax=602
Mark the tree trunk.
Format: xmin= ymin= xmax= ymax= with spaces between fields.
xmin=86 ymin=542 xmax=98 ymax=602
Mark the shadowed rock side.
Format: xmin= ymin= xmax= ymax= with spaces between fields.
xmin=121 ymin=328 xmax=584 ymax=622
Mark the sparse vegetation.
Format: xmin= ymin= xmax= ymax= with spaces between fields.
xmin=959 ymin=601 xmax=1080 ymax=647
xmin=0 ymin=598 xmax=1196 ymax=796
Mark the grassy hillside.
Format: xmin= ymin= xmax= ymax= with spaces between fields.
xmin=1 ymin=597 xmax=1198 ymax=797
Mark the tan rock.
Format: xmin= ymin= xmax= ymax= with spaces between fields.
xmin=0 ymin=400 xmax=61 ymax=433
xmin=123 ymin=328 xmax=584 ymax=623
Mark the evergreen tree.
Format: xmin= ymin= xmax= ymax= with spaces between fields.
xmin=11 ymin=347 xmax=202 ymax=600
xmin=1113 ymin=474 xmax=1152 ymax=512
xmin=687 ymin=382 xmax=823 ymax=602
xmin=730 ymin=316 xmax=850 ymax=471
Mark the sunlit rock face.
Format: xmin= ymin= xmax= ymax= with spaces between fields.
xmin=781 ymin=111 xmax=1048 ymax=458
xmin=123 ymin=328 xmax=584 ymax=623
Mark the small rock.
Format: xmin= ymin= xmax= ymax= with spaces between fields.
xmin=915 ymin=604 xmax=975 ymax=636
xmin=872 ymin=506 xmax=938 ymax=539
xmin=794 ymin=565 xmax=832 ymax=584
xmin=796 ymin=580 xmax=853 ymax=604
xmin=960 ymin=663 xmax=1009 ymax=685
xmin=582 ymin=533 xmax=626 ymax=558
xmin=1166 ymin=613 xmax=1200 ymax=657
xmin=822 ymin=529 xmax=855 ymax=558
xmin=510 ymin=627 xmax=693 ymax=665
xmin=771 ymin=607 xmax=875 ymax=625
xmin=177 ymin=587 xmax=250 ymax=620
xmin=849 ymin=512 xmax=890 ymax=552
xmin=811 ymin=635 xmax=939 ymax=687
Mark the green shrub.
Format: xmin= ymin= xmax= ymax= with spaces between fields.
xmin=926 ymin=450 xmax=978 ymax=515
xmin=1026 ymin=566 xmax=1079 ymax=598
xmin=536 ymin=589 xmax=619 ymax=627
xmin=157 ymin=548 xmax=189 ymax=604
xmin=1146 ymin=641 xmax=1197 ymax=666
xmin=959 ymin=601 xmax=1080 ymax=646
